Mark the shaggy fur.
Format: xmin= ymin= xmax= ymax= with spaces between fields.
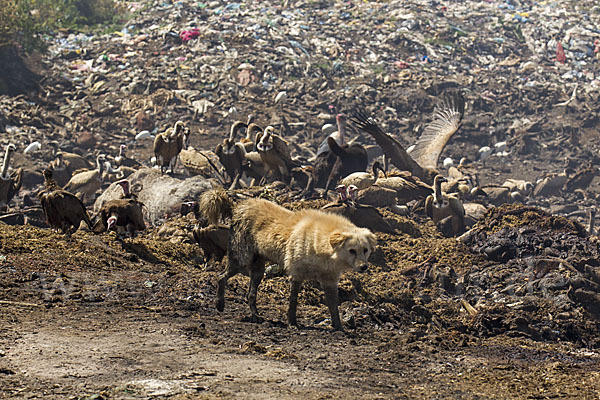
xmin=217 ymin=198 xmax=376 ymax=331
xmin=198 ymin=186 xmax=234 ymax=226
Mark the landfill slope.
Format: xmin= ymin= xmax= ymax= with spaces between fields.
xmin=1 ymin=0 xmax=600 ymax=399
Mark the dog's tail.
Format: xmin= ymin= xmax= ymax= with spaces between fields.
xmin=198 ymin=185 xmax=234 ymax=226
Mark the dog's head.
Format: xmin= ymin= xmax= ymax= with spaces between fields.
xmin=329 ymin=228 xmax=377 ymax=273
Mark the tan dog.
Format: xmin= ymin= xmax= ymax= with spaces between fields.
xmin=217 ymin=198 xmax=376 ymax=331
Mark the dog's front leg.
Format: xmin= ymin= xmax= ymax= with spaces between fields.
xmin=322 ymin=283 xmax=343 ymax=331
xmin=287 ymin=280 xmax=302 ymax=327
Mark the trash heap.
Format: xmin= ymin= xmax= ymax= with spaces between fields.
xmin=0 ymin=0 xmax=599 ymax=348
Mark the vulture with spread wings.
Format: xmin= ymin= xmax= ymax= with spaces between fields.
xmin=352 ymin=90 xmax=465 ymax=184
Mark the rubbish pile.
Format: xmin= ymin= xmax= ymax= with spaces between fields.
xmin=0 ymin=0 xmax=599 ymax=347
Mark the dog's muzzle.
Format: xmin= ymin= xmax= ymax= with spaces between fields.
xmin=355 ymin=264 xmax=368 ymax=273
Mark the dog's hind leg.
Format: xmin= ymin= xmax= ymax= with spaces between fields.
xmin=247 ymin=261 xmax=265 ymax=323
xmin=217 ymin=250 xmax=244 ymax=312
xmin=216 ymin=268 xmax=237 ymax=312
xmin=322 ymin=282 xmax=343 ymax=331
xmin=287 ymin=280 xmax=302 ymax=327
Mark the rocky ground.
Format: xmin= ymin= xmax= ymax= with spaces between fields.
xmin=1 ymin=0 xmax=600 ymax=399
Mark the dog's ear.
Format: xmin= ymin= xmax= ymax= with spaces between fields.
xmin=366 ymin=232 xmax=377 ymax=252
xmin=329 ymin=231 xmax=350 ymax=249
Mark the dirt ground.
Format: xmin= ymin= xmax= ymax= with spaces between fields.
xmin=1 ymin=212 xmax=600 ymax=399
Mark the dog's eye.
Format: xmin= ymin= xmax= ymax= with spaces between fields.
xmin=349 ymin=249 xmax=357 ymax=256
xmin=363 ymin=248 xmax=368 ymax=254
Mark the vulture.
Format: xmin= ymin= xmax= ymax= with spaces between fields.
xmin=255 ymin=125 xmax=296 ymax=184
xmin=425 ymin=175 xmax=465 ymax=236
xmin=92 ymin=182 xmax=145 ymax=238
xmin=114 ymin=179 xmax=141 ymax=201
xmin=0 ymin=144 xmax=23 ymax=209
xmin=153 ymin=120 xmax=189 ymax=174
xmin=410 ymin=92 xmax=465 ymax=179
xmin=47 ymin=152 xmax=71 ymax=187
xmin=533 ymin=169 xmax=571 ymax=197
xmin=563 ymin=164 xmax=598 ymax=193
xmin=39 ymin=169 xmax=93 ymax=235
xmin=322 ymin=184 xmax=394 ymax=234
xmin=376 ymin=171 xmax=433 ymax=204
xmin=317 ymin=113 xmax=347 ymax=157
xmin=502 ymin=179 xmax=533 ymax=196
xmin=353 ymin=90 xmax=465 ymax=184
xmin=322 ymin=136 xmax=368 ymax=196
xmin=114 ymin=144 xmax=142 ymax=168
xmin=340 ymin=161 xmax=386 ymax=190
xmin=54 ymin=150 xmax=94 ymax=172
xmin=309 ymin=114 xmax=350 ymax=189
xmin=354 ymin=185 xmax=398 ymax=208
xmin=240 ymin=119 xmax=261 ymax=152
xmin=63 ymin=154 xmax=106 ymax=201
xmin=241 ymin=148 xmax=266 ymax=184
xmin=215 ymin=120 xmax=249 ymax=183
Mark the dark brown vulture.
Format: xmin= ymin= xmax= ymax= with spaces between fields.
xmin=39 ymin=169 xmax=93 ymax=235
xmin=93 ymin=198 xmax=145 ymax=238
xmin=321 ymin=184 xmax=394 ymax=234
xmin=93 ymin=180 xmax=145 ymax=238
xmin=353 ymin=90 xmax=465 ymax=184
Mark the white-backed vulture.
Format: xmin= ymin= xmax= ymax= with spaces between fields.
xmin=115 ymin=144 xmax=142 ymax=168
xmin=215 ymin=120 xmax=248 ymax=183
xmin=533 ymin=169 xmax=570 ymax=197
xmin=239 ymin=118 xmax=259 ymax=152
xmin=563 ymin=165 xmax=597 ymax=193
xmin=55 ymin=151 xmax=94 ymax=172
xmin=153 ymin=120 xmax=189 ymax=174
xmin=409 ymin=92 xmax=465 ymax=180
xmin=425 ymin=175 xmax=465 ymax=236
xmin=0 ymin=144 xmax=23 ymax=209
xmin=39 ymin=169 xmax=93 ymax=235
xmin=64 ymin=154 xmax=106 ymax=201
xmin=255 ymin=125 xmax=295 ymax=183
xmin=341 ymin=161 xmax=386 ymax=190
xmin=375 ymin=171 xmax=433 ymax=204
xmin=317 ymin=113 xmax=346 ymax=157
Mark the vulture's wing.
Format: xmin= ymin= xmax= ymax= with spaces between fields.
xmin=424 ymin=195 xmax=434 ymax=219
xmin=410 ymin=91 xmax=465 ymax=172
xmin=153 ymin=134 xmax=167 ymax=156
xmin=8 ymin=168 xmax=23 ymax=201
xmin=272 ymin=135 xmax=293 ymax=166
xmin=351 ymin=109 xmax=426 ymax=180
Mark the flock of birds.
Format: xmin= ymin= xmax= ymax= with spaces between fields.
xmin=1 ymin=90 xmax=598 ymax=258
